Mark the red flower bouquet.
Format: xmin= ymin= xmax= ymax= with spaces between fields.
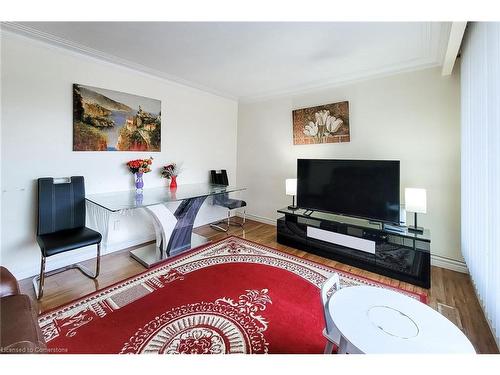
xmin=126 ymin=157 xmax=153 ymax=174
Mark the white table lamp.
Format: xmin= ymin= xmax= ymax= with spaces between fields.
xmin=405 ymin=188 xmax=427 ymax=233
xmin=286 ymin=178 xmax=298 ymax=210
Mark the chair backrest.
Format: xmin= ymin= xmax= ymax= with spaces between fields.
xmin=37 ymin=176 xmax=86 ymax=235
xmin=210 ymin=170 xmax=229 ymax=186
xmin=321 ymin=273 xmax=341 ymax=334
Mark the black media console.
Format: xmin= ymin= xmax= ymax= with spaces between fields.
xmin=277 ymin=207 xmax=431 ymax=288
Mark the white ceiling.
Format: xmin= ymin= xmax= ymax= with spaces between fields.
xmin=5 ymin=22 xmax=451 ymax=101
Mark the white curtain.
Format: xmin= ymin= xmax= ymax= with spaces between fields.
xmin=461 ymin=22 xmax=500 ymax=347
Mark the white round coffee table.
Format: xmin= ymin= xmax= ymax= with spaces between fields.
xmin=328 ymin=285 xmax=476 ymax=353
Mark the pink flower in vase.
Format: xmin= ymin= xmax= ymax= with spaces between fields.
xmin=161 ymin=163 xmax=181 ymax=189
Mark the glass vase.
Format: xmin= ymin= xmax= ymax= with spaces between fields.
xmin=170 ymin=175 xmax=177 ymax=189
xmin=135 ymin=172 xmax=144 ymax=192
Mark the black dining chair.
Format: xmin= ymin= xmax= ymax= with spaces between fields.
xmin=34 ymin=176 xmax=102 ymax=299
xmin=209 ymin=170 xmax=246 ymax=232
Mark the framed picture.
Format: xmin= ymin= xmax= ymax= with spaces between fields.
xmin=292 ymin=101 xmax=350 ymax=145
xmin=73 ymin=84 xmax=161 ymax=151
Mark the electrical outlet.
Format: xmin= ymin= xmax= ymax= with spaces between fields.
xmin=114 ymin=220 xmax=120 ymax=231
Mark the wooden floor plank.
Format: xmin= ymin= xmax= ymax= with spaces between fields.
xmin=18 ymin=219 xmax=498 ymax=353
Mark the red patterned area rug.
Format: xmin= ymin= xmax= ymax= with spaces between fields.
xmin=39 ymin=236 xmax=427 ymax=354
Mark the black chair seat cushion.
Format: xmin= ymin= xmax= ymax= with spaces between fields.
xmin=36 ymin=227 xmax=102 ymax=257
xmin=225 ymin=198 xmax=247 ymax=210
xmin=215 ymin=197 xmax=247 ymax=210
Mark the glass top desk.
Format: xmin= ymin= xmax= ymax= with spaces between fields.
xmin=86 ymin=183 xmax=245 ymax=267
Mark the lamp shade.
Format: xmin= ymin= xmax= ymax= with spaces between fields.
xmin=405 ymin=188 xmax=427 ymax=214
xmin=285 ymin=178 xmax=297 ymax=196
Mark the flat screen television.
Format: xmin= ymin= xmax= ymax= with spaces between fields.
xmin=297 ymin=159 xmax=400 ymax=224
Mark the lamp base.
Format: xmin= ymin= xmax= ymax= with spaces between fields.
xmin=407 ymin=226 xmax=424 ymax=234
xmin=287 ymin=205 xmax=298 ymax=210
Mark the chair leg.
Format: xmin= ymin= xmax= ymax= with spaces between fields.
xmin=338 ymin=336 xmax=348 ymax=354
xmin=210 ymin=210 xmax=230 ymax=232
xmin=209 ymin=223 xmax=229 ymax=232
xmin=227 ymin=210 xmax=245 ymax=227
xmin=75 ymin=242 xmax=101 ymax=279
xmin=324 ymin=341 xmax=335 ymax=354
xmin=96 ymin=243 xmax=101 ymax=277
xmin=32 ymin=255 xmax=46 ymax=300
xmin=210 ymin=217 xmax=229 ymax=232
xmin=210 ymin=209 xmax=245 ymax=232
xmin=32 ymin=244 xmax=101 ymax=299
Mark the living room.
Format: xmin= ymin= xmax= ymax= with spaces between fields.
xmin=1 ymin=0 xmax=499 ymax=373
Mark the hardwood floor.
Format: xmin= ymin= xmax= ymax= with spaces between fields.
xmin=19 ymin=219 xmax=499 ymax=354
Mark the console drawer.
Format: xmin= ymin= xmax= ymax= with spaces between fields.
xmin=307 ymin=226 xmax=376 ymax=254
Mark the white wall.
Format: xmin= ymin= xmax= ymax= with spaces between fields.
xmin=0 ymin=31 xmax=238 ymax=279
xmin=237 ymin=67 xmax=462 ymax=263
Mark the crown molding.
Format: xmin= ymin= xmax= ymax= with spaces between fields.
xmin=240 ymin=22 xmax=451 ymax=103
xmin=1 ymin=22 xmax=451 ymax=104
xmin=0 ymin=22 xmax=238 ymax=101
xmin=239 ymin=59 xmax=442 ymax=103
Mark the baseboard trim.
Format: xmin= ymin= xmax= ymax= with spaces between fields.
xmin=241 ymin=212 xmax=469 ymax=274
xmin=237 ymin=212 xmax=277 ymax=226
xmin=430 ymin=255 xmax=468 ymax=274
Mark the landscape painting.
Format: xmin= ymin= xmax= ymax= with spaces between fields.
xmin=73 ymin=84 xmax=161 ymax=151
xmin=292 ymin=101 xmax=350 ymax=145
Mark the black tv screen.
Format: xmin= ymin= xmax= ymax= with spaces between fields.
xmin=297 ymin=159 xmax=400 ymax=224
